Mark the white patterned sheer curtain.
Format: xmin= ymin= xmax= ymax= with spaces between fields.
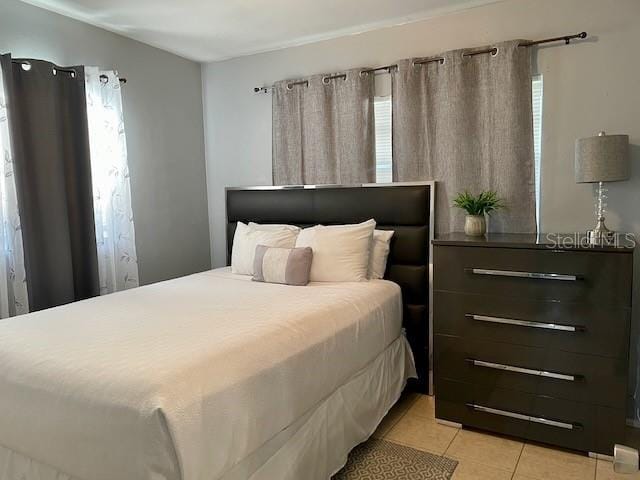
xmin=0 ymin=63 xmax=29 ymax=317
xmin=85 ymin=67 xmax=139 ymax=295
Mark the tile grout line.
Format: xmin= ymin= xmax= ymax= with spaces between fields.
xmin=443 ymin=426 xmax=459 ymax=457
xmin=425 ymin=394 xmax=460 ymax=458
xmin=595 ymin=458 xmax=607 ymax=480
xmin=382 ymin=394 xmax=419 ymax=437
xmin=444 ymin=431 xmax=524 ymax=477
xmin=511 ymin=442 xmax=526 ymax=480
xmin=386 ymin=395 xmax=463 ymax=460
xmin=423 ymin=394 xmax=459 ymax=457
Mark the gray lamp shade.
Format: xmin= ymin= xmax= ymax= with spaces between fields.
xmin=575 ymin=133 xmax=630 ymax=183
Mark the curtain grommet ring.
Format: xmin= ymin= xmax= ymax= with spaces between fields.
xmin=440 ymin=58 xmax=446 ymax=65
xmin=52 ymin=67 xmax=57 ymax=76
xmin=286 ymin=83 xmax=293 ymax=91
xmin=491 ymin=47 xmax=499 ymax=57
xmin=322 ymin=76 xmax=330 ymax=85
xmin=20 ymin=61 xmax=32 ymax=72
xmin=359 ymin=70 xmax=367 ymax=78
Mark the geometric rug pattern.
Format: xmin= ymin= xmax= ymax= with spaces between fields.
xmin=333 ymin=439 xmax=458 ymax=480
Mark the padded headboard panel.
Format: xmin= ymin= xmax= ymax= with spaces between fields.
xmin=225 ymin=183 xmax=434 ymax=393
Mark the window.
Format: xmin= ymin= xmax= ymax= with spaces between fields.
xmin=374 ymin=96 xmax=392 ymax=183
xmin=532 ymin=75 xmax=543 ymax=229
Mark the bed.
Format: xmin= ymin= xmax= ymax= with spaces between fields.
xmin=0 ymin=182 xmax=434 ymax=480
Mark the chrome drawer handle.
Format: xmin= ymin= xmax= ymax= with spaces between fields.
xmin=466 ymin=358 xmax=581 ymax=382
xmin=466 ymin=268 xmax=579 ymax=281
xmin=466 ymin=403 xmax=581 ymax=430
xmin=466 ymin=314 xmax=585 ymax=332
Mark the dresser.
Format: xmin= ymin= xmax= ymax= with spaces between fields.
xmin=432 ymin=233 xmax=634 ymax=455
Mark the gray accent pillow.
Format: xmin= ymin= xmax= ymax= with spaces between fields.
xmin=253 ymin=245 xmax=313 ymax=286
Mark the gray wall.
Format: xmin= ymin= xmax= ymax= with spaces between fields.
xmin=1 ymin=0 xmax=211 ymax=284
xmin=202 ymin=0 xmax=640 ymax=267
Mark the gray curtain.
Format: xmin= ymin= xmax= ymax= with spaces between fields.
xmin=273 ymin=68 xmax=375 ymax=185
xmin=1 ymin=54 xmax=99 ymax=311
xmin=392 ymin=40 xmax=536 ymax=234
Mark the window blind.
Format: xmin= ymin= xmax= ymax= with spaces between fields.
xmin=374 ymin=96 xmax=392 ymax=183
xmin=532 ymin=75 xmax=543 ymax=228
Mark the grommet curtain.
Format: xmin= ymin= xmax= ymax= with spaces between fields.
xmin=272 ymin=68 xmax=375 ymax=185
xmin=0 ymin=54 xmax=100 ymax=311
xmin=392 ymin=40 xmax=536 ymax=234
xmin=0 ymin=60 xmax=28 ymax=318
xmin=85 ymin=67 xmax=139 ymax=294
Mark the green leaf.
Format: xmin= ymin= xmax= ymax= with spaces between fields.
xmin=452 ymin=190 xmax=505 ymax=216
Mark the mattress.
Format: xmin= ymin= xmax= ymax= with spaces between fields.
xmin=0 ymin=268 xmax=405 ymax=480
xmin=0 ymin=335 xmax=415 ymax=480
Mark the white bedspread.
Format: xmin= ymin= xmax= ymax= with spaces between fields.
xmin=0 ymin=268 xmax=403 ymax=480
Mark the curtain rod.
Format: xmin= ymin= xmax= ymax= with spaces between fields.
xmin=253 ymin=31 xmax=587 ymax=93
xmin=9 ymin=59 xmax=127 ymax=84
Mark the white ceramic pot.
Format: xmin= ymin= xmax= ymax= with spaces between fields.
xmin=464 ymin=215 xmax=486 ymax=236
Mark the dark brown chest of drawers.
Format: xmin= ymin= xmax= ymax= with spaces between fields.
xmin=433 ymin=233 xmax=634 ymax=455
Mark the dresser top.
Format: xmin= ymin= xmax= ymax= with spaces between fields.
xmin=433 ymin=233 xmax=635 ymax=252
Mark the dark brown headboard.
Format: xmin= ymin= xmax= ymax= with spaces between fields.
xmin=225 ymin=183 xmax=435 ymax=393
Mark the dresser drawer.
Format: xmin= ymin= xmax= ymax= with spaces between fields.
xmin=434 ymin=291 xmax=630 ymax=358
xmin=434 ymin=246 xmax=632 ymax=307
xmin=435 ymin=334 xmax=626 ymax=408
xmin=436 ymin=378 xmax=600 ymax=452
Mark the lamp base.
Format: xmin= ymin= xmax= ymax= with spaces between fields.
xmin=587 ymin=216 xmax=615 ymax=245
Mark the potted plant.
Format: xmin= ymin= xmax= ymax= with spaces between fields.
xmin=453 ymin=190 xmax=504 ymax=236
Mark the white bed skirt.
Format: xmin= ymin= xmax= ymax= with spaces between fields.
xmin=0 ymin=335 xmax=416 ymax=480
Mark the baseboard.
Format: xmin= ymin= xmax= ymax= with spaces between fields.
xmin=436 ymin=418 xmax=462 ymax=429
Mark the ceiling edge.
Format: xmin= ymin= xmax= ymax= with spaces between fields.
xmin=18 ymin=0 xmax=509 ymax=63
xmin=205 ymin=0 xmax=509 ymax=63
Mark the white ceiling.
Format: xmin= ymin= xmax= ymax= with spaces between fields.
xmin=20 ymin=0 xmax=504 ymax=62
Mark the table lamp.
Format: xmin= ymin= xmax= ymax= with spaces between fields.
xmin=575 ymin=131 xmax=630 ymax=243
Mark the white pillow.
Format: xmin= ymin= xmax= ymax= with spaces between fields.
xmin=369 ymin=229 xmax=394 ymax=279
xmin=248 ymin=222 xmax=300 ymax=232
xmin=295 ymin=219 xmax=376 ymax=282
xmin=231 ymin=222 xmax=299 ymax=275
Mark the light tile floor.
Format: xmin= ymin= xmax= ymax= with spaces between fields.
xmin=373 ymin=393 xmax=639 ymax=480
